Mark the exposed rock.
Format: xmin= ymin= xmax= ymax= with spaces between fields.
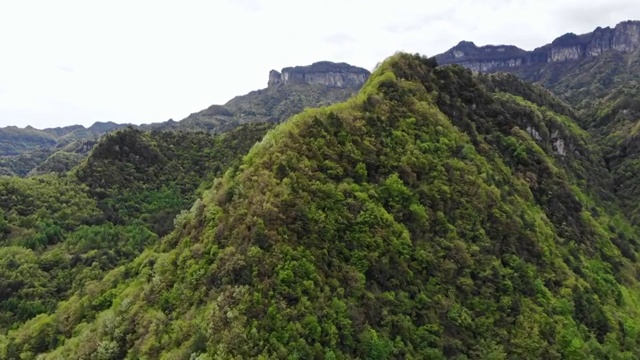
xmin=587 ymin=27 xmax=615 ymax=56
xmin=437 ymin=41 xmax=528 ymax=72
xmin=526 ymin=126 xmax=542 ymax=141
xmin=268 ymin=61 xmax=370 ymax=88
xmin=613 ymin=20 xmax=640 ymax=52
xmin=436 ymin=20 xmax=640 ymax=71
xmin=201 ymin=104 xmax=233 ymax=117
xmin=268 ymin=70 xmax=282 ymax=87
xmin=553 ymin=138 xmax=566 ymax=156
xmin=550 ymin=130 xmax=570 ymax=156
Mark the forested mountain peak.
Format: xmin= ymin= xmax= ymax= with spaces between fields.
xmin=5 ymin=52 xmax=640 ymax=359
xmin=437 ymin=20 xmax=640 ymax=230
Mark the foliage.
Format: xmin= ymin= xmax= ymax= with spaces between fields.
xmin=0 ymin=123 xmax=270 ymax=335
xmin=0 ymin=127 xmax=57 ymax=157
xmin=5 ymin=53 xmax=640 ymax=359
xmin=159 ymin=83 xmax=364 ymax=135
xmin=0 ymin=123 xmax=125 ymax=177
xmin=75 ymin=123 xmax=272 ymax=235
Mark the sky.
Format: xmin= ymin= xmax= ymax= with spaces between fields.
xmin=1 ymin=0 xmax=639 ymax=129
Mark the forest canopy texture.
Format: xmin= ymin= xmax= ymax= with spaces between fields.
xmin=2 ymin=53 xmax=640 ymax=359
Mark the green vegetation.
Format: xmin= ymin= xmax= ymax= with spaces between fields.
xmin=0 ymin=127 xmax=57 ymax=157
xmin=3 ymin=53 xmax=640 ymax=358
xmin=500 ymin=47 xmax=640 ymax=228
xmin=0 ymin=123 xmax=125 ymax=177
xmin=0 ymin=174 xmax=144 ymax=332
xmin=148 ymin=83 xmax=364 ymax=134
xmin=75 ymin=124 xmax=272 ymax=235
xmin=1 ymin=72 xmax=363 ymax=178
xmin=0 ymin=123 xmax=270 ymax=339
xmin=27 ymin=151 xmax=86 ymax=176
xmin=0 ymin=149 xmax=53 ymax=177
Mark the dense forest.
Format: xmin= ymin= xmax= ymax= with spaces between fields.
xmin=3 ymin=52 xmax=640 ymax=358
xmin=0 ymin=124 xmax=270 ymax=338
xmin=0 ymin=62 xmax=365 ymax=179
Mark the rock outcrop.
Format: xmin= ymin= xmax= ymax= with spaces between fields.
xmin=437 ymin=20 xmax=640 ymax=72
xmin=268 ymin=70 xmax=283 ymax=87
xmin=267 ymin=61 xmax=370 ymax=88
xmin=436 ymin=41 xmax=529 ymax=72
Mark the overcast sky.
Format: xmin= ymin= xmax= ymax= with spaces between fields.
xmin=1 ymin=0 xmax=639 ymax=129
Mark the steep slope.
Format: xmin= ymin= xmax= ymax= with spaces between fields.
xmin=0 ymin=122 xmax=128 ymax=177
xmin=0 ymin=123 xmax=271 ymax=335
xmin=22 ymin=138 xmax=101 ymax=177
xmin=144 ymin=61 xmax=370 ymax=134
xmin=5 ymin=53 xmax=640 ymax=359
xmin=75 ymin=123 xmax=273 ymax=235
xmin=2 ymin=62 xmax=369 ymax=177
xmin=437 ymin=20 xmax=640 ymax=226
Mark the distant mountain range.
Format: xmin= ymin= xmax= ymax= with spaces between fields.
xmin=7 ymin=20 xmax=640 ymax=359
xmin=436 ymin=20 xmax=640 ymax=72
xmin=437 ymin=19 xmax=640 ymax=226
xmin=1 ymin=61 xmax=371 ymax=176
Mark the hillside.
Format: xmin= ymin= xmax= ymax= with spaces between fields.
xmin=1 ymin=62 xmax=369 ymax=178
xmin=142 ymin=61 xmax=370 ymax=134
xmin=0 ymin=122 xmax=270 ymax=339
xmin=437 ymin=19 xmax=640 ymax=228
xmin=74 ymin=123 xmax=273 ymax=236
xmin=3 ymin=53 xmax=640 ymax=359
xmin=0 ymin=122 xmax=127 ymax=158
xmin=0 ymin=123 xmax=128 ymax=177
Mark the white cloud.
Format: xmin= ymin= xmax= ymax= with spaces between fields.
xmin=0 ymin=0 xmax=639 ymax=128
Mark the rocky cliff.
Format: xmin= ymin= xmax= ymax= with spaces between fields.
xmin=267 ymin=61 xmax=370 ymax=87
xmin=437 ymin=20 xmax=640 ymax=72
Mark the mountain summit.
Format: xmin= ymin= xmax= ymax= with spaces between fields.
xmin=267 ymin=61 xmax=370 ymax=87
xmin=166 ymin=61 xmax=370 ymax=134
xmin=437 ymin=20 xmax=640 ymax=72
xmin=6 ymin=52 xmax=640 ymax=359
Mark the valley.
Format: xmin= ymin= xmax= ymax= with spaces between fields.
xmin=3 ymin=20 xmax=640 ymax=359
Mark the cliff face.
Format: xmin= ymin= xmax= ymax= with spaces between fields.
xmin=437 ymin=20 xmax=640 ymax=72
xmin=267 ymin=61 xmax=370 ymax=87
xmin=436 ymin=41 xmax=529 ymax=72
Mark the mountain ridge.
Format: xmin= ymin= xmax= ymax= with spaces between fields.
xmin=1 ymin=61 xmax=370 ymax=176
xmin=436 ymin=19 xmax=640 ymax=228
xmin=268 ymin=61 xmax=370 ymax=87
xmin=436 ymin=20 xmax=640 ymax=72
xmin=5 ymin=52 xmax=640 ymax=359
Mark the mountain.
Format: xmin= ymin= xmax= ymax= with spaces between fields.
xmin=5 ymin=53 xmax=640 ymax=359
xmin=74 ymin=123 xmax=273 ymax=236
xmin=0 ymin=124 xmax=271 ymax=338
xmin=143 ymin=61 xmax=370 ymax=134
xmin=436 ymin=20 xmax=640 ymax=73
xmin=0 ymin=122 xmax=128 ymax=176
xmin=437 ymin=19 xmax=640 ymax=228
xmin=0 ymin=122 xmax=126 ymax=157
xmin=1 ymin=62 xmax=369 ymax=177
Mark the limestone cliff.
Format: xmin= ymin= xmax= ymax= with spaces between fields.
xmin=437 ymin=41 xmax=529 ymax=72
xmin=437 ymin=20 xmax=640 ymax=72
xmin=267 ymin=61 xmax=370 ymax=87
